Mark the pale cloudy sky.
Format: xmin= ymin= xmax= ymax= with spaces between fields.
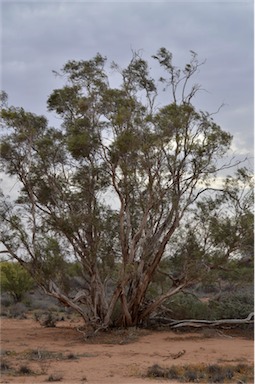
xmin=1 ymin=0 xmax=254 ymax=166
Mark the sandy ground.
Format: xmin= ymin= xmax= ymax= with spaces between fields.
xmin=0 ymin=316 xmax=253 ymax=384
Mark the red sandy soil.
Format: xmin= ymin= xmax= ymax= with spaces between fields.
xmin=0 ymin=316 xmax=253 ymax=384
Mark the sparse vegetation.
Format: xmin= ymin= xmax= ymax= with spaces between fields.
xmin=23 ymin=349 xmax=64 ymax=361
xmin=0 ymin=315 xmax=253 ymax=383
xmin=146 ymin=363 xmax=254 ymax=382
xmin=0 ymin=361 xmax=36 ymax=377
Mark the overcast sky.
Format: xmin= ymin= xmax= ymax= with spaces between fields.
xmin=1 ymin=0 xmax=254 ymax=180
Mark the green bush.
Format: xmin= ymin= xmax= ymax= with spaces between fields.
xmin=208 ymin=292 xmax=254 ymax=320
xmin=165 ymin=291 xmax=253 ymax=320
xmin=0 ymin=262 xmax=34 ymax=302
xmin=166 ymin=293 xmax=211 ymax=320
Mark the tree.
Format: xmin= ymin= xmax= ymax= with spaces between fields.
xmin=0 ymin=262 xmax=34 ymax=302
xmin=0 ymin=49 xmax=253 ymax=328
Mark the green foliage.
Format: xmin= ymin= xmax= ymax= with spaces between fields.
xmin=166 ymin=291 xmax=254 ymax=321
xmin=31 ymin=238 xmax=70 ymax=292
xmin=208 ymin=292 xmax=254 ymax=320
xmin=47 ymin=85 xmax=81 ymax=116
xmin=218 ymin=262 xmax=254 ymax=285
xmin=154 ymin=103 xmax=197 ymax=135
xmin=102 ymin=89 xmax=138 ymax=127
xmin=0 ymin=262 xmax=34 ymax=302
xmin=67 ymin=129 xmax=98 ymax=159
xmin=66 ymin=262 xmax=83 ymax=277
xmin=166 ymin=293 xmax=211 ymax=320
xmin=110 ymin=130 xmax=142 ymax=165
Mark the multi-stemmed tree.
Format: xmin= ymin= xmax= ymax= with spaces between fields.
xmin=0 ymin=49 xmax=253 ymax=328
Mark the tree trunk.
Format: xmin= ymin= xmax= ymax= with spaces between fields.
xmin=46 ymin=281 xmax=89 ymax=324
xmin=138 ymin=284 xmax=186 ymax=322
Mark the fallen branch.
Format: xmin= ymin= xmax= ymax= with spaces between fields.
xmin=148 ymin=312 xmax=254 ymax=329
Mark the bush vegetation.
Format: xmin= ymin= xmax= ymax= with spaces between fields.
xmin=165 ymin=291 xmax=254 ymax=321
xmin=147 ymin=363 xmax=254 ymax=383
xmin=0 ymin=262 xmax=34 ymax=302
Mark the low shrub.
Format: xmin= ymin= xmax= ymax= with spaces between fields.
xmin=38 ymin=312 xmax=58 ymax=327
xmin=167 ymin=366 xmax=179 ymax=379
xmin=18 ymin=365 xmax=34 ymax=375
xmin=0 ymin=361 xmax=12 ymax=373
xmin=147 ymin=364 xmax=166 ymax=378
xmin=0 ymin=293 xmax=12 ymax=307
xmin=5 ymin=302 xmax=28 ymax=319
xmin=184 ymin=368 xmax=199 ymax=382
xmin=146 ymin=363 xmax=253 ymax=383
xmin=47 ymin=373 xmax=63 ymax=382
xmin=66 ymin=353 xmax=78 ymax=360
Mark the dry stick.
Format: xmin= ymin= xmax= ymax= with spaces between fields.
xmin=163 ymin=350 xmax=186 ymax=361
